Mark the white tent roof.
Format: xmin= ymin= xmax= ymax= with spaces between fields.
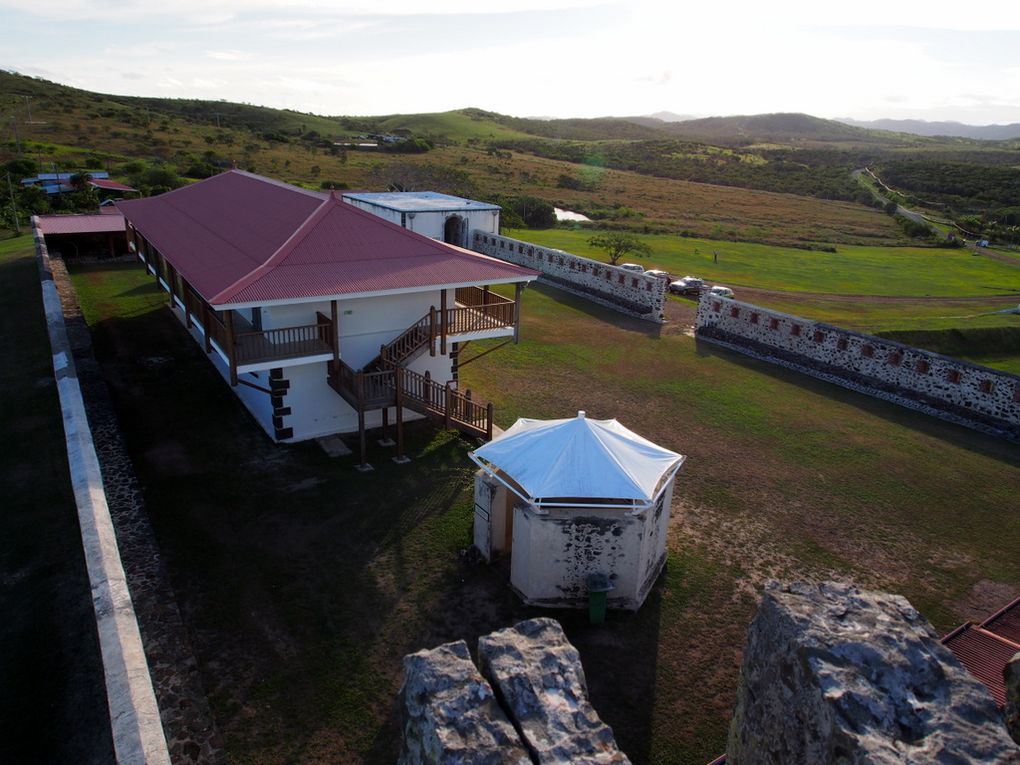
xmin=470 ymin=412 xmax=685 ymax=509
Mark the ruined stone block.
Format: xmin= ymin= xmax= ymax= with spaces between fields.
xmin=397 ymin=640 xmax=530 ymax=765
xmin=726 ymin=581 xmax=1020 ymax=765
xmin=477 ymin=618 xmax=630 ymax=765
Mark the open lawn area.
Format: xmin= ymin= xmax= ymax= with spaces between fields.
xmin=67 ymin=260 xmax=1020 ymax=765
xmin=509 ymin=227 xmax=1020 ymax=298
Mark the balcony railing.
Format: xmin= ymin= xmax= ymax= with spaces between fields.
xmin=235 ymin=315 xmax=335 ymax=365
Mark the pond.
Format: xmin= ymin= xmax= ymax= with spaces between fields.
xmin=553 ymin=207 xmax=591 ymax=222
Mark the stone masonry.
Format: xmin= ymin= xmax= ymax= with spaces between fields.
xmin=471 ymin=231 xmax=666 ymax=322
xmin=726 ymin=581 xmax=1020 ymax=764
xmin=696 ymin=294 xmax=1020 ymax=440
xmin=398 ymin=618 xmax=630 ymax=765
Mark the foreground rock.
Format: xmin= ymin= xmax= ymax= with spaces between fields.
xmin=477 ymin=618 xmax=630 ymax=765
xmin=726 ymin=581 xmax=1020 ymax=764
xmin=1007 ymin=652 xmax=1020 ymax=746
xmin=397 ymin=640 xmax=530 ymax=765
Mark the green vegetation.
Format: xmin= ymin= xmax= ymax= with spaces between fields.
xmin=509 ymin=228 xmax=1020 ymax=297
xmin=64 ymin=260 xmax=1020 ymax=764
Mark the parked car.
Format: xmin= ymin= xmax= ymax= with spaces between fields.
xmin=669 ymin=276 xmax=704 ymax=296
xmin=643 ymin=269 xmax=672 ymax=282
xmin=709 ymin=285 xmax=735 ymax=298
xmin=619 ymin=263 xmax=645 ymax=273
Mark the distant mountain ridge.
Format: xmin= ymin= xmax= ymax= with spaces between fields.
xmin=837 ymin=117 xmax=1020 ymax=140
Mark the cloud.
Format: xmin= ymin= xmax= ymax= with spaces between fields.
xmin=206 ymin=49 xmax=253 ymax=61
xmin=121 ymin=71 xmax=145 ymax=80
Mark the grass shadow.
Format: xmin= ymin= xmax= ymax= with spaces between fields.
xmin=694 ymin=337 xmax=1020 ymax=465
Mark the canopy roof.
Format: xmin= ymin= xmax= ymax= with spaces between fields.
xmin=470 ymin=411 xmax=685 ymax=510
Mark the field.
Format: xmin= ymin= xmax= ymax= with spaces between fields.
xmin=63 ymin=259 xmax=1020 ymax=765
xmin=509 ymin=227 xmax=1020 ymax=372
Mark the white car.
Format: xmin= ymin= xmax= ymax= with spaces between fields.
xmin=619 ymin=263 xmax=645 ymax=273
xmin=643 ymin=269 xmax=672 ymax=282
xmin=709 ymin=285 xmax=735 ymax=298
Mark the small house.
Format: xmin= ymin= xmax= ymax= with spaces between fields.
xmin=470 ymin=411 xmax=685 ymax=610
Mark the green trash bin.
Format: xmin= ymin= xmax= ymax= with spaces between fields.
xmin=586 ymin=572 xmax=614 ymax=624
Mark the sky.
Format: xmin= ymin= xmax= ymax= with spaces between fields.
xmin=2 ymin=0 xmax=1020 ymax=124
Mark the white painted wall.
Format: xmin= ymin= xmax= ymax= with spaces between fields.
xmin=502 ymin=478 xmax=676 ymax=611
xmin=343 ymin=198 xmax=500 ymax=246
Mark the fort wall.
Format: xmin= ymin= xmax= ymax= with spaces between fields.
xmin=471 ymin=231 xmax=666 ymax=322
xmin=696 ymin=294 xmax=1020 ymax=440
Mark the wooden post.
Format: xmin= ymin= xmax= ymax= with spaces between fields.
xmin=107 ymin=232 xmax=115 ymax=259
xmin=166 ymin=264 xmax=177 ymax=306
xmin=226 ymin=310 xmax=238 ymax=386
xmin=444 ymin=382 xmax=452 ymax=430
xmin=331 ymin=299 xmax=340 ymax=366
xmin=424 ymin=370 xmax=432 ymax=409
xmin=184 ymin=287 xmax=192 ymax=328
xmin=482 ymin=285 xmax=491 ymax=317
xmin=486 ymin=402 xmax=494 ymax=441
xmin=429 ymin=306 xmax=437 ymax=357
xmin=381 ymin=406 xmax=390 ymax=440
xmin=440 ymin=290 xmax=448 ymax=356
xmin=513 ymin=282 xmax=524 ymax=344
xmin=202 ymin=306 xmax=212 ymax=353
xmin=394 ymin=366 xmax=406 ymax=463
xmin=357 ymin=374 xmax=368 ymax=469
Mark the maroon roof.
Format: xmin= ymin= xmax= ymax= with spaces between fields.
xmin=942 ymin=624 xmax=1020 ymax=706
xmin=982 ymin=596 xmax=1020 ymax=645
xmin=35 ymin=212 xmax=125 ymax=235
xmin=90 ymin=178 xmax=137 ymax=192
xmin=118 ymin=170 xmax=536 ymax=306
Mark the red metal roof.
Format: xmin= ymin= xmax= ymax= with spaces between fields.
xmin=118 ymin=170 xmax=537 ymax=306
xmin=982 ymin=596 xmax=1020 ymax=645
xmin=90 ymin=178 xmax=137 ymax=192
xmin=942 ymin=624 xmax=1020 ymax=706
xmin=35 ymin=212 xmax=125 ymax=235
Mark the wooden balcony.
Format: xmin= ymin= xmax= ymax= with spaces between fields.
xmin=449 ymin=287 xmax=517 ymax=337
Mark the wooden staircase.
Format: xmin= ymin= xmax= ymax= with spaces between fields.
xmin=326 ymin=301 xmax=500 ymax=466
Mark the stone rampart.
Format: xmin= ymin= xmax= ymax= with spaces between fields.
xmin=696 ymin=294 xmax=1020 ymax=440
xmin=471 ymin=231 xmax=666 ymax=322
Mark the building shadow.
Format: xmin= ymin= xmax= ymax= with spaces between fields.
xmin=695 ymin=337 xmax=1020 ymax=466
xmin=531 ymin=282 xmax=666 ymax=339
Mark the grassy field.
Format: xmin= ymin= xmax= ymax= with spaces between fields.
xmin=0 ymin=235 xmax=115 ymax=763
xmin=507 ymin=227 xmax=1020 ymax=297
xmin=66 ymin=259 xmax=1020 ymax=765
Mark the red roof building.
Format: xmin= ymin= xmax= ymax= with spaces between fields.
xmin=117 ymin=170 xmax=538 ymax=455
xmin=34 ymin=212 xmax=129 ymax=259
xmin=943 ymin=596 xmax=1020 ymax=707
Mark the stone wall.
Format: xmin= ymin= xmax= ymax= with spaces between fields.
xmin=727 ymin=581 xmax=1020 ymax=764
xmin=696 ymin=294 xmax=1020 ymax=440
xmin=471 ymin=231 xmax=666 ymax=322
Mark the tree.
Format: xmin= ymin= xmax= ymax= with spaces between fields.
xmin=587 ymin=232 xmax=651 ymax=265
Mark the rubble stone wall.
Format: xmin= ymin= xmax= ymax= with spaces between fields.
xmin=696 ymin=294 xmax=1020 ymax=440
xmin=471 ymin=231 xmax=666 ymax=322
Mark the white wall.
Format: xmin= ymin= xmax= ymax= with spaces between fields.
xmin=343 ymin=198 xmax=500 ymax=245
xmin=507 ymin=487 xmax=674 ymax=611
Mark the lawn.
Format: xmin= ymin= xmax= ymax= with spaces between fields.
xmin=0 ymin=234 xmax=114 ymax=763
xmin=67 ymin=260 xmax=1020 ymax=765
xmin=508 ymin=227 xmax=1020 ymax=297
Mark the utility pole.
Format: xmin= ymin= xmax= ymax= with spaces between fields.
xmin=23 ymin=96 xmax=33 ymax=123
xmin=7 ymin=173 xmax=21 ymax=234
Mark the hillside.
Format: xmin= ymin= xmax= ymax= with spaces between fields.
xmin=840 ymin=117 xmax=1020 ymax=141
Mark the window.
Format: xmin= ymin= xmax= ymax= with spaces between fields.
xmin=813 ymin=330 xmax=825 ymax=343
xmin=836 ymin=337 xmax=848 ymax=351
xmin=518 ymin=244 xmax=524 ymax=254
xmin=862 ymin=345 xmax=874 ymax=358
xmin=730 ymin=306 xmax=741 ymax=318
xmin=946 ymin=369 xmax=961 ymax=384
xmin=888 ymin=351 xmax=902 ymax=367
xmin=791 ymin=325 xmax=801 ymax=337
xmin=750 ymin=312 xmax=760 ymax=325
xmin=979 ymin=379 xmax=994 ymax=394
xmin=631 ymin=278 xmax=639 ymax=288
xmin=916 ymin=359 xmax=930 ymax=374
xmin=769 ymin=317 xmax=780 ymax=330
